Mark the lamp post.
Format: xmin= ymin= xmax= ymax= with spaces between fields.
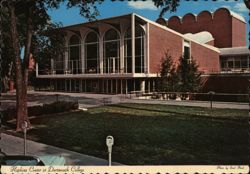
xmin=106 ymin=135 xmax=114 ymax=166
xmin=208 ymin=91 xmax=215 ymax=109
xmin=21 ymin=121 xmax=28 ymax=155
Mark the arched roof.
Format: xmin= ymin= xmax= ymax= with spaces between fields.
xmin=156 ymin=18 xmax=168 ymax=26
xmin=197 ymin=10 xmax=213 ymax=20
xmin=213 ymin=7 xmax=245 ymax=23
xmin=182 ymin=13 xmax=197 ymax=22
xmin=168 ymin=16 xmax=182 ymax=24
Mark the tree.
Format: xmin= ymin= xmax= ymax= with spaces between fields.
xmin=0 ymin=0 xmax=180 ymax=131
xmin=0 ymin=0 xmax=104 ymax=131
xmin=158 ymin=52 xmax=178 ymax=92
xmin=176 ymin=56 xmax=201 ymax=92
xmin=152 ymin=0 xmax=180 ymax=17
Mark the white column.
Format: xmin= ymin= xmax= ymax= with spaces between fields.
xmin=146 ymin=23 xmax=150 ymax=74
xmin=140 ymin=80 xmax=145 ymax=92
xmin=81 ymin=43 xmax=85 ymax=74
xmin=51 ymin=59 xmax=54 ymax=71
xmin=36 ymin=63 xmax=38 ymax=76
xmin=99 ymin=35 xmax=104 ymax=74
xmin=126 ymin=79 xmax=128 ymax=94
xmin=64 ymin=38 xmax=69 ymax=71
xmin=131 ymin=14 xmax=135 ymax=74
xmin=120 ymin=32 xmax=124 ymax=73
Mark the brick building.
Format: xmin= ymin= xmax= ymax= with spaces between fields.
xmin=36 ymin=8 xmax=249 ymax=94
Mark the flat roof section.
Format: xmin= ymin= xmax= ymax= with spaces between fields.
xmin=220 ymin=47 xmax=250 ymax=56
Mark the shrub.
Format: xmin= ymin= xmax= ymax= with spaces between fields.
xmin=2 ymin=101 xmax=78 ymax=122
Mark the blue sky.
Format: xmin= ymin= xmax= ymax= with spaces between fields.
xmin=48 ymin=0 xmax=249 ymax=43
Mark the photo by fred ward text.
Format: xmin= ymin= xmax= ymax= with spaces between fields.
xmin=1 ymin=165 xmax=249 ymax=174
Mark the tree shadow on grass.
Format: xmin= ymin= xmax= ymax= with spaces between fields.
xmin=107 ymin=104 xmax=247 ymax=122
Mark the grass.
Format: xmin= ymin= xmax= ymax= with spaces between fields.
xmin=17 ymin=103 xmax=249 ymax=165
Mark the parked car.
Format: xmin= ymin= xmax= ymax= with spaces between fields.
xmin=0 ymin=152 xmax=66 ymax=166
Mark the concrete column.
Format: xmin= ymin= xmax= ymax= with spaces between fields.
xmin=140 ymin=80 xmax=145 ymax=92
xmin=99 ymin=34 xmax=104 ymax=74
xmin=146 ymin=23 xmax=150 ymax=74
xmin=35 ymin=63 xmax=38 ymax=76
xmin=131 ymin=14 xmax=135 ymax=74
xmin=121 ymin=79 xmax=123 ymax=94
xmin=148 ymin=80 xmax=151 ymax=92
xmin=51 ymin=59 xmax=54 ymax=70
xmin=64 ymin=39 xmax=69 ymax=71
xmin=79 ymin=79 xmax=82 ymax=92
xmin=153 ymin=79 xmax=155 ymax=92
xmin=125 ymin=79 xmax=128 ymax=94
xmin=81 ymin=43 xmax=85 ymax=74
xmin=120 ymin=32 xmax=124 ymax=74
xmin=133 ymin=79 xmax=135 ymax=91
xmin=69 ymin=79 xmax=71 ymax=92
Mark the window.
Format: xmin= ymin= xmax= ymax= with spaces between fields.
xmin=69 ymin=35 xmax=81 ymax=74
xmin=241 ymin=57 xmax=248 ymax=69
xmin=85 ymin=32 xmax=99 ymax=73
xmin=183 ymin=40 xmax=190 ymax=60
xmin=103 ymin=29 xmax=120 ymax=73
xmin=124 ymin=25 xmax=145 ymax=73
xmin=220 ymin=56 xmax=250 ymax=72
xmin=124 ymin=28 xmax=132 ymax=73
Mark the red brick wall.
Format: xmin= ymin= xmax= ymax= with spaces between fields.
xmin=191 ymin=42 xmax=220 ymax=73
xmin=149 ymin=24 xmax=183 ymax=73
xmin=149 ymin=23 xmax=220 ymax=74
xmin=201 ymin=75 xmax=249 ymax=93
xmin=205 ymin=40 xmax=214 ymax=46
xmin=158 ymin=8 xmax=246 ymax=48
xmin=232 ymin=18 xmax=246 ymax=47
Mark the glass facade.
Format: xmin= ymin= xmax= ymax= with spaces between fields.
xmin=84 ymin=32 xmax=99 ymax=73
xmin=103 ymin=29 xmax=120 ymax=74
xmin=125 ymin=25 xmax=145 ymax=73
xmin=69 ymin=35 xmax=81 ymax=74
xmin=220 ymin=56 xmax=250 ymax=72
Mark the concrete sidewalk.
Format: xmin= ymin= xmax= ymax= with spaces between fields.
xmin=0 ymin=133 xmax=119 ymax=165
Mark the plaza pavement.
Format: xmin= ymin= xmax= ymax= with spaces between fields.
xmin=0 ymin=90 xmax=248 ymax=110
xmin=0 ymin=133 xmax=120 ymax=165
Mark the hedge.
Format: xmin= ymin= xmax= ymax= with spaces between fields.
xmin=2 ymin=101 xmax=78 ymax=122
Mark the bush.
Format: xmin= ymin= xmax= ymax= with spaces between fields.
xmin=2 ymin=101 xmax=78 ymax=122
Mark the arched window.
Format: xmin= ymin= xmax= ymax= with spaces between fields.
xmin=69 ymin=35 xmax=81 ymax=74
xmin=103 ymin=29 xmax=120 ymax=73
xmin=84 ymin=32 xmax=99 ymax=73
xmin=124 ymin=25 xmax=145 ymax=73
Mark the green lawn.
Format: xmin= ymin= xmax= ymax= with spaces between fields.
xmin=25 ymin=103 xmax=248 ymax=165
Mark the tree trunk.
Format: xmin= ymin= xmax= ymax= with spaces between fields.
xmin=8 ymin=3 xmax=30 ymax=131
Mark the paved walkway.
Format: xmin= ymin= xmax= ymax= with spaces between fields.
xmin=0 ymin=91 xmax=248 ymax=110
xmin=0 ymin=133 xmax=119 ymax=165
xmin=0 ymin=91 xmax=122 ymax=109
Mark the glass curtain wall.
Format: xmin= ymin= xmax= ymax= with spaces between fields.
xmin=69 ymin=35 xmax=81 ymax=74
xmin=124 ymin=25 xmax=145 ymax=73
xmin=84 ymin=32 xmax=99 ymax=73
xmin=103 ymin=29 xmax=120 ymax=74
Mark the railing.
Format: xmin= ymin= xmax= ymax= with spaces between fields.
xmin=37 ymin=59 xmax=148 ymax=75
xmin=127 ymin=91 xmax=249 ymax=103
xmin=220 ymin=68 xmax=250 ymax=73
